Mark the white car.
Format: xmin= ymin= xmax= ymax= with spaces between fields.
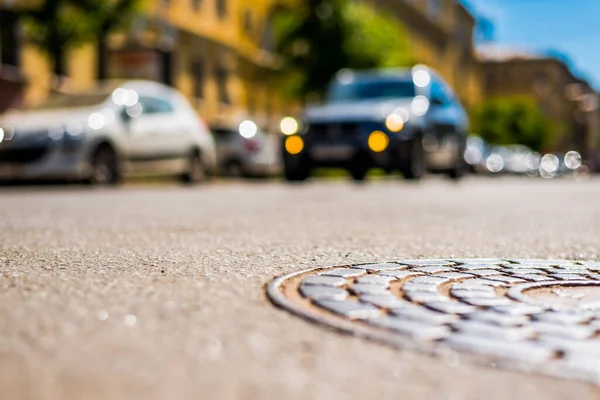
xmin=0 ymin=80 xmax=216 ymax=184
xmin=212 ymin=120 xmax=282 ymax=177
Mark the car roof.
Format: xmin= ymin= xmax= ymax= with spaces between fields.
xmin=56 ymin=80 xmax=174 ymax=97
xmin=335 ymin=65 xmax=442 ymax=82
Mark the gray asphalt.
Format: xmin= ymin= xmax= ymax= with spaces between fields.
xmin=1 ymin=176 xmax=600 ymax=400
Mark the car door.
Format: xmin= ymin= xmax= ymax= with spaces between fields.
xmin=428 ymin=80 xmax=458 ymax=135
xmin=123 ymin=95 xmax=182 ymax=174
xmin=144 ymin=94 xmax=191 ymax=160
xmin=426 ymin=80 xmax=465 ymax=167
xmin=212 ymin=127 xmax=240 ymax=169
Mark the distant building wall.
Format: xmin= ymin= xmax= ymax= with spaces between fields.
xmin=481 ymin=54 xmax=599 ymax=158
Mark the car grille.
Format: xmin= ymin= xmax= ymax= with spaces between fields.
xmin=434 ymin=123 xmax=456 ymax=136
xmin=307 ymin=123 xmax=362 ymax=141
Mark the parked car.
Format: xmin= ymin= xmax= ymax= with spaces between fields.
xmin=0 ymin=80 xmax=216 ymax=184
xmin=504 ymin=145 xmax=533 ymax=175
xmin=279 ymin=65 xmax=470 ymax=181
xmin=464 ymin=135 xmax=490 ymax=174
xmin=212 ymin=120 xmax=281 ymax=177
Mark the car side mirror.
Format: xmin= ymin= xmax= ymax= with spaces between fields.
xmin=431 ymin=96 xmax=445 ymax=106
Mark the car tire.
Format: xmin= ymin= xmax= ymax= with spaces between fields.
xmin=349 ymin=154 xmax=370 ymax=182
xmin=399 ymin=136 xmax=426 ymax=181
xmin=447 ymin=140 xmax=467 ymax=180
xmin=182 ymin=151 xmax=207 ymax=185
xmin=225 ymin=160 xmax=246 ymax=178
xmin=448 ymin=163 xmax=465 ymax=180
xmin=88 ymin=145 xmax=120 ymax=185
xmin=283 ymin=158 xmax=311 ymax=182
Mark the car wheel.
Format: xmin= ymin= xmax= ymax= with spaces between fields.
xmin=399 ymin=136 xmax=426 ymax=181
xmin=225 ymin=160 xmax=245 ymax=178
xmin=284 ymin=158 xmax=311 ymax=182
xmin=88 ymin=145 xmax=119 ymax=185
xmin=349 ymin=155 xmax=370 ymax=182
xmin=447 ymin=141 xmax=467 ymax=180
xmin=182 ymin=151 xmax=207 ymax=184
xmin=448 ymin=163 xmax=465 ymax=180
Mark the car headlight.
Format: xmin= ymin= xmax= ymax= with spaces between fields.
xmin=368 ymin=131 xmax=389 ymax=152
xmin=385 ymin=113 xmax=404 ymax=132
xmin=279 ymin=116 xmax=301 ymax=136
xmin=285 ymin=135 xmax=304 ymax=154
xmin=239 ymin=120 xmax=258 ymax=139
xmin=48 ymin=125 xmax=65 ymax=141
xmin=0 ymin=125 xmax=15 ymax=142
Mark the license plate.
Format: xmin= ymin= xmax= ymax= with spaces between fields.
xmin=310 ymin=145 xmax=354 ymax=160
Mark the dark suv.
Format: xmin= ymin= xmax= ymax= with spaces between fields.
xmin=280 ymin=66 xmax=469 ymax=181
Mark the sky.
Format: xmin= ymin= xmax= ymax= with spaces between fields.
xmin=462 ymin=0 xmax=600 ymax=89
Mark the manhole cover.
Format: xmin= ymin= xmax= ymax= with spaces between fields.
xmin=267 ymin=259 xmax=600 ymax=384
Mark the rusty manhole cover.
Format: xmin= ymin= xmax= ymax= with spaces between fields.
xmin=267 ymin=259 xmax=600 ymax=384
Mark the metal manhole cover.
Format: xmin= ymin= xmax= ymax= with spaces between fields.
xmin=266 ymin=259 xmax=600 ymax=384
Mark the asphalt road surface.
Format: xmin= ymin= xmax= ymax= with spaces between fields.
xmin=1 ymin=176 xmax=600 ymax=400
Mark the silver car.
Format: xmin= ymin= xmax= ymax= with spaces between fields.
xmin=212 ymin=121 xmax=281 ymax=177
xmin=0 ymin=80 xmax=216 ymax=184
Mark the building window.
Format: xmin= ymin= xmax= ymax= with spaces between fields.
xmin=261 ymin=14 xmax=275 ymax=52
xmin=216 ymin=0 xmax=227 ymax=19
xmin=428 ymin=0 xmax=442 ymax=20
xmin=247 ymin=83 xmax=255 ymax=116
xmin=191 ymin=0 xmax=202 ymax=12
xmin=265 ymin=90 xmax=272 ymax=121
xmin=243 ymin=10 xmax=253 ymax=35
xmin=191 ymin=60 xmax=204 ymax=99
xmin=534 ymin=72 xmax=551 ymax=96
xmin=486 ymin=73 xmax=496 ymax=90
xmin=216 ymin=66 xmax=230 ymax=105
xmin=0 ymin=12 xmax=20 ymax=67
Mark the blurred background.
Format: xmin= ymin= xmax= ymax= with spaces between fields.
xmin=0 ymin=0 xmax=598 ymax=180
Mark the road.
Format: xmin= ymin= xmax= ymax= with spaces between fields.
xmin=1 ymin=176 xmax=600 ymax=400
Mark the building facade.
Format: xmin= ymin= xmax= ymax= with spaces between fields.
xmin=0 ymin=1 xmax=30 ymax=112
xmin=480 ymin=46 xmax=599 ymax=164
xmin=0 ymin=0 xmax=287 ymax=129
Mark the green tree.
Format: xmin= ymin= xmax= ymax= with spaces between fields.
xmin=19 ymin=0 xmax=138 ymax=83
xmin=78 ymin=0 xmax=140 ymax=80
xmin=274 ymin=0 xmax=413 ymax=100
xmin=342 ymin=1 xmax=413 ymax=69
xmin=470 ymin=98 xmax=553 ymax=152
xmin=19 ymin=0 xmax=91 ymax=78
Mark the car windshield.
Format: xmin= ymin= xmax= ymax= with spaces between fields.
xmin=328 ymin=79 xmax=416 ymax=103
xmin=23 ymin=93 xmax=110 ymax=111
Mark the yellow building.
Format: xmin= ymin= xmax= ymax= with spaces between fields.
xmin=0 ymin=0 xmax=286 ymax=130
xmin=369 ymin=0 xmax=483 ymax=108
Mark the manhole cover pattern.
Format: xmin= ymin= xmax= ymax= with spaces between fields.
xmin=267 ymin=259 xmax=600 ymax=384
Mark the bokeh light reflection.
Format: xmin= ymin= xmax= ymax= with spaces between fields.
xmin=564 ymin=151 xmax=582 ymax=170
xmin=486 ymin=154 xmax=504 ymax=173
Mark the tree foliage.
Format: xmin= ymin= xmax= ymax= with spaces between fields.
xmin=470 ymin=97 xmax=554 ymax=152
xmin=274 ymin=0 xmax=414 ymax=100
xmin=19 ymin=0 xmax=139 ymax=79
